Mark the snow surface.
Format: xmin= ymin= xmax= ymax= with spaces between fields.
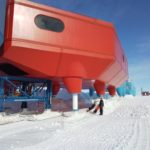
xmin=0 ymin=96 xmax=150 ymax=150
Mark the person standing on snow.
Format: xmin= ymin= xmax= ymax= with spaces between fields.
xmin=99 ymin=98 xmax=104 ymax=115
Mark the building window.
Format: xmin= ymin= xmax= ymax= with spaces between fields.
xmin=35 ymin=15 xmax=64 ymax=32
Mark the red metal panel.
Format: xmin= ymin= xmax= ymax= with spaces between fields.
xmin=0 ymin=0 xmax=128 ymax=93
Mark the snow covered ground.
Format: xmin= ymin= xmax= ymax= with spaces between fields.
xmin=0 ymin=96 xmax=150 ymax=150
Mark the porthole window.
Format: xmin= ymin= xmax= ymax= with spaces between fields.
xmin=35 ymin=15 xmax=64 ymax=32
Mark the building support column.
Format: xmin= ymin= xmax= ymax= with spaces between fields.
xmin=72 ymin=93 xmax=78 ymax=111
xmin=0 ymin=78 xmax=4 ymax=112
xmin=63 ymin=77 xmax=82 ymax=111
xmin=45 ymin=80 xmax=52 ymax=109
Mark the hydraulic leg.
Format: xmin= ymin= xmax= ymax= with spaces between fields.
xmin=45 ymin=80 xmax=52 ymax=109
xmin=72 ymin=93 xmax=78 ymax=111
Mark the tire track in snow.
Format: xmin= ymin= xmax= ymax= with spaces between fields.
xmin=122 ymin=114 xmax=150 ymax=149
xmin=1 ymin=97 xmax=150 ymax=150
xmin=109 ymin=104 xmax=137 ymax=150
xmin=106 ymin=98 xmax=150 ymax=150
xmin=134 ymin=118 xmax=150 ymax=150
xmin=113 ymin=119 xmax=137 ymax=150
xmin=124 ymin=119 xmax=150 ymax=150
xmin=125 ymin=120 xmax=140 ymax=150
xmin=60 ymin=99 xmax=150 ymax=150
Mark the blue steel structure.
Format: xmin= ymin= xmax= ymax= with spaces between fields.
xmin=0 ymin=0 xmax=7 ymax=47
xmin=89 ymin=87 xmax=111 ymax=99
xmin=89 ymin=87 xmax=94 ymax=97
xmin=117 ymin=81 xmax=136 ymax=97
xmin=0 ymin=76 xmax=52 ymax=112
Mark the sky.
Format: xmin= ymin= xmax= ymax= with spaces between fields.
xmin=31 ymin=0 xmax=150 ymax=94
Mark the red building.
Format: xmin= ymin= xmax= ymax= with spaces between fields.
xmin=142 ymin=91 xmax=150 ymax=96
xmin=0 ymin=0 xmax=128 ymax=110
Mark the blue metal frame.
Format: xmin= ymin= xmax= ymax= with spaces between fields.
xmin=0 ymin=0 xmax=7 ymax=47
xmin=45 ymin=80 xmax=52 ymax=109
xmin=0 ymin=76 xmax=52 ymax=112
xmin=89 ymin=87 xmax=94 ymax=97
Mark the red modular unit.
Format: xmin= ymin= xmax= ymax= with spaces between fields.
xmin=0 ymin=0 xmax=128 ymax=93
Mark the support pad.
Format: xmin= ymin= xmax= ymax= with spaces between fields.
xmin=63 ymin=77 xmax=82 ymax=93
xmin=94 ymin=80 xmax=105 ymax=95
xmin=107 ymin=85 xmax=116 ymax=96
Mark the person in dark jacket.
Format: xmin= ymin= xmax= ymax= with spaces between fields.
xmin=21 ymin=101 xmax=28 ymax=109
xmin=87 ymin=100 xmax=96 ymax=112
xmin=99 ymin=98 xmax=104 ymax=115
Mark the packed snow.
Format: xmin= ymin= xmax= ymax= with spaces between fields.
xmin=0 ymin=96 xmax=150 ymax=150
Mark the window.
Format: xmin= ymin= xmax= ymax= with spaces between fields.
xmin=35 ymin=15 xmax=64 ymax=32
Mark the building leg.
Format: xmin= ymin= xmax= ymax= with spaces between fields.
xmin=45 ymin=80 xmax=52 ymax=109
xmin=72 ymin=93 xmax=78 ymax=111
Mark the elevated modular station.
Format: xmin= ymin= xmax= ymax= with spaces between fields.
xmin=117 ymin=80 xmax=136 ymax=97
xmin=0 ymin=0 xmax=128 ymax=112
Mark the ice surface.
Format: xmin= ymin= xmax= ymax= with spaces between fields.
xmin=0 ymin=96 xmax=150 ymax=150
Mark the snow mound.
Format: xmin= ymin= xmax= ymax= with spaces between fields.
xmin=31 ymin=110 xmax=61 ymax=121
xmin=0 ymin=110 xmax=61 ymax=124
xmin=0 ymin=96 xmax=123 ymax=125
xmin=0 ymin=113 xmax=24 ymax=125
xmin=104 ymin=96 xmax=122 ymax=115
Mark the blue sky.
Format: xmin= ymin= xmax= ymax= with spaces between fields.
xmin=32 ymin=0 xmax=150 ymax=94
